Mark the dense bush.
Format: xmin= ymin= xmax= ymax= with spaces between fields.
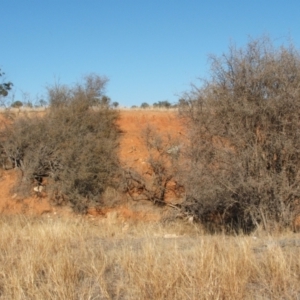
xmin=0 ymin=74 xmax=120 ymax=213
xmin=180 ymin=37 xmax=300 ymax=232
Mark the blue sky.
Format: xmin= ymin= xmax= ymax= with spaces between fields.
xmin=1 ymin=0 xmax=300 ymax=107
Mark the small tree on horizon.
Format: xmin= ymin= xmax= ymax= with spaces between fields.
xmin=141 ymin=102 xmax=150 ymax=109
xmin=112 ymin=101 xmax=119 ymax=108
xmin=39 ymin=99 xmax=47 ymax=107
xmin=153 ymin=101 xmax=172 ymax=108
xmin=11 ymin=100 xmax=23 ymax=108
xmin=0 ymin=69 xmax=13 ymax=97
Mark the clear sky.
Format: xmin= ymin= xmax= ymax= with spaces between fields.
xmin=1 ymin=0 xmax=300 ymax=107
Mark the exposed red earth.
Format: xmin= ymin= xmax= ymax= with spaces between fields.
xmin=1 ymin=110 xmax=300 ymax=230
xmin=0 ymin=110 xmax=185 ymax=220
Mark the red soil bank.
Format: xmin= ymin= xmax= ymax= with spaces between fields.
xmin=0 ymin=110 xmax=185 ymax=218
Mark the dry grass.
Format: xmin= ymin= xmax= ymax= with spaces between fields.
xmin=119 ymin=107 xmax=178 ymax=112
xmin=0 ymin=215 xmax=299 ymax=299
xmin=0 ymin=107 xmax=47 ymax=113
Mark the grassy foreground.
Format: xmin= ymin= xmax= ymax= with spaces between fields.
xmin=0 ymin=215 xmax=299 ymax=299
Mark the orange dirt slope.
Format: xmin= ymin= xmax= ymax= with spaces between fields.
xmin=0 ymin=109 xmax=185 ymax=218
xmin=118 ymin=110 xmax=185 ymax=171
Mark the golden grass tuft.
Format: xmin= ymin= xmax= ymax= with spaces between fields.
xmin=0 ymin=215 xmax=299 ymax=299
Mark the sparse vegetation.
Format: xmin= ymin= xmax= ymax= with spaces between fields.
xmin=2 ymin=36 xmax=300 ymax=234
xmin=123 ymin=125 xmax=182 ymax=207
xmin=0 ymin=36 xmax=300 ymax=300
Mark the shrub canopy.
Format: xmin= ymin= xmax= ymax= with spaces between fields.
xmin=180 ymin=37 xmax=300 ymax=232
xmin=1 ymin=74 xmax=120 ymax=213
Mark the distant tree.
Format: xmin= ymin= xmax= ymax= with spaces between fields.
xmin=178 ymin=98 xmax=188 ymax=107
xmin=39 ymin=99 xmax=47 ymax=107
xmin=157 ymin=100 xmax=171 ymax=108
xmin=112 ymin=101 xmax=119 ymax=108
xmin=11 ymin=101 xmax=23 ymax=108
xmin=177 ymin=98 xmax=189 ymax=112
xmin=0 ymin=69 xmax=13 ymax=98
xmin=153 ymin=101 xmax=172 ymax=108
xmin=131 ymin=105 xmax=138 ymax=108
xmin=141 ymin=102 xmax=150 ymax=109
xmin=25 ymin=101 xmax=33 ymax=108
xmin=82 ymin=74 xmax=109 ymax=106
xmin=100 ymin=95 xmax=111 ymax=107
xmin=48 ymin=75 xmax=109 ymax=109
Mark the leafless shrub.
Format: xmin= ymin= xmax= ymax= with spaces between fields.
xmin=0 ymin=74 xmax=120 ymax=213
xmin=180 ymin=36 xmax=300 ymax=233
xmin=123 ymin=125 xmax=183 ymax=208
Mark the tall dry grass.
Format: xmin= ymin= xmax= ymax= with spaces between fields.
xmin=0 ymin=215 xmax=299 ymax=299
xmin=120 ymin=107 xmax=178 ymax=112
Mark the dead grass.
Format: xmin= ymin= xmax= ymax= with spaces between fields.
xmin=120 ymin=107 xmax=178 ymax=112
xmin=0 ymin=215 xmax=299 ymax=299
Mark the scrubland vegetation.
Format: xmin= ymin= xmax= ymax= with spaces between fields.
xmin=177 ymin=36 xmax=300 ymax=233
xmin=0 ymin=215 xmax=298 ymax=299
xmin=0 ymin=74 xmax=120 ymax=213
xmin=123 ymin=36 xmax=300 ymax=234
xmin=1 ymin=36 xmax=300 ymax=299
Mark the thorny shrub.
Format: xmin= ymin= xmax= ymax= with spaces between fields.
xmin=179 ymin=36 xmax=300 ymax=233
xmin=123 ymin=125 xmax=183 ymax=208
xmin=0 ymin=74 xmax=120 ymax=213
